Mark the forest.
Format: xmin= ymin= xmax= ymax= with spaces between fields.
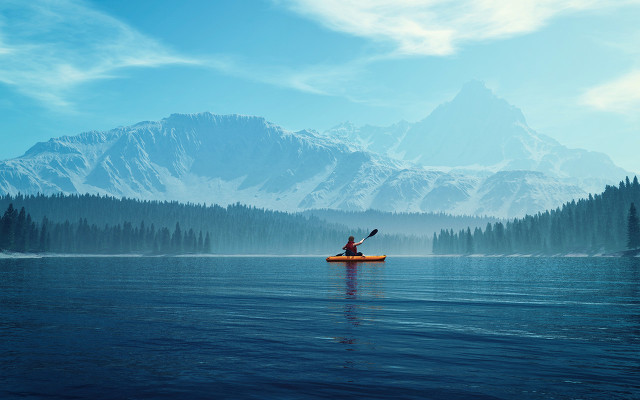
xmin=433 ymin=176 xmax=640 ymax=255
xmin=0 ymin=193 xmax=430 ymax=255
xmin=302 ymin=209 xmax=499 ymax=236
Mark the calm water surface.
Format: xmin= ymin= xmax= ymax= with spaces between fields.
xmin=1 ymin=256 xmax=639 ymax=399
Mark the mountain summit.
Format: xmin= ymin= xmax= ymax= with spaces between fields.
xmin=325 ymin=81 xmax=626 ymax=193
xmin=400 ymin=80 xmax=530 ymax=166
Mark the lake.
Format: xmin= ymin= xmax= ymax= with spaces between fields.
xmin=1 ymin=256 xmax=639 ymax=399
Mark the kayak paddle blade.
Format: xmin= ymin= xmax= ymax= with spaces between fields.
xmin=361 ymin=229 xmax=379 ymax=242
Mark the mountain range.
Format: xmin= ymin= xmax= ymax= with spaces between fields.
xmin=325 ymin=81 xmax=626 ymax=194
xmin=0 ymin=82 xmax=628 ymax=218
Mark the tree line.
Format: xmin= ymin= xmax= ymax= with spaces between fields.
xmin=303 ymin=208 xmax=499 ymax=238
xmin=0 ymin=193 xmax=431 ymax=255
xmin=433 ymin=176 xmax=640 ymax=255
xmin=0 ymin=202 xmax=212 ymax=254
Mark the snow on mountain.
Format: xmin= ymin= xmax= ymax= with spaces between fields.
xmin=324 ymin=81 xmax=627 ymax=194
xmin=5 ymin=77 xmax=626 ymax=219
xmin=0 ymin=113 xmax=584 ymax=216
xmin=0 ymin=111 xmax=587 ymax=217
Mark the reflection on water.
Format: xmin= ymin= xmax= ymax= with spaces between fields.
xmin=328 ymin=261 xmax=386 ymax=367
xmin=344 ymin=263 xmax=359 ymax=327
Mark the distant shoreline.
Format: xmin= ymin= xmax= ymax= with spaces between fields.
xmin=1 ymin=251 xmax=638 ymax=258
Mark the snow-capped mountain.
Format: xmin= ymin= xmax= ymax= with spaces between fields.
xmin=2 ymin=81 xmax=626 ymax=218
xmin=0 ymin=112 xmax=587 ymax=217
xmin=325 ymin=81 xmax=627 ymax=194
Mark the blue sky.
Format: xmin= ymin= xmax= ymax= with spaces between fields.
xmin=1 ymin=0 xmax=639 ymax=172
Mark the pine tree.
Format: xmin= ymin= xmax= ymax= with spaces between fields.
xmin=627 ymin=203 xmax=640 ymax=250
xmin=198 ymin=231 xmax=204 ymax=252
xmin=432 ymin=233 xmax=439 ymax=254
xmin=39 ymin=217 xmax=49 ymax=252
xmin=1 ymin=203 xmax=17 ymax=250
xmin=204 ymin=232 xmax=212 ymax=253
xmin=171 ymin=222 xmax=183 ymax=253
xmin=465 ymin=227 xmax=473 ymax=254
xmin=159 ymin=227 xmax=171 ymax=252
xmin=15 ymin=207 xmax=27 ymax=252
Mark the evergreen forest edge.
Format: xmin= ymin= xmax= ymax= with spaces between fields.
xmin=433 ymin=176 xmax=640 ymax=255
xmin=0 ymin=193 xmax=432 ymax=255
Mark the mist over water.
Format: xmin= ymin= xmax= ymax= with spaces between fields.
xmin=1 ymin=256 xmax=639 ymax=399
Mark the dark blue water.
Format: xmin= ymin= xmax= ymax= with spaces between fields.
xmin=1 ymin=256 xmax=639 ymax=399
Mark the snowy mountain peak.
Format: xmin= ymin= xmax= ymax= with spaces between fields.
xmin=456 ymin=80 xmax=495 ymax=100
xmin=323 ymin=82 xmax=626 ymax=193
xmin=433 ymin=80 xmax=527 ymax=130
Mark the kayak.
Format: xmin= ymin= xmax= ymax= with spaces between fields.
xmin=326 ymin=255 xmax=386 ymax=262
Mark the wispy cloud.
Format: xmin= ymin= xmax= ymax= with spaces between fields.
xmin=278 ymin=0 xmax=638 ymax=56
xmin=0 ymin=0 xmax=198 ymax=110
xmin=201 ymin=51 xmax=376 ymax=99
xmin=263 ymin=59 xmax=373 ymax=97
xmin=0 ymin=0 xmax=355 ymax=110
xmin=581 ymin=70 xmax=640 ymax=114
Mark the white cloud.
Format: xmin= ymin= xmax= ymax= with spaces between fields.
xmin=581 ymin=70 xmax=640 ymax=114
xmin=0 ymin=0 xmax=198 ymax=109
xmin=279 ymin=0 xmax=637 ymax=56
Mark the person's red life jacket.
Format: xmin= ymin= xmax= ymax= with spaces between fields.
xmin=344 ymin=241 xmax=357 ymax=254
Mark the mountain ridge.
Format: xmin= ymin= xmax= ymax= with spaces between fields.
xmin=0 ymin=83 xmax=625 ymax=218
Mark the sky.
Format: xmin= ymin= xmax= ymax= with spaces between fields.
xmin=1 ymin=0 xmax=639 ymax=173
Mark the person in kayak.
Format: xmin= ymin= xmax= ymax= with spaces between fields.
xmin=343 ymin=236 xmax=364 ymax=256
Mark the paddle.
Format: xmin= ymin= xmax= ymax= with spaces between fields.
xmin=335 ymin=229 xmax=378 ymax=256
xmin=361 ymin=228 xmax=378 ymax=243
